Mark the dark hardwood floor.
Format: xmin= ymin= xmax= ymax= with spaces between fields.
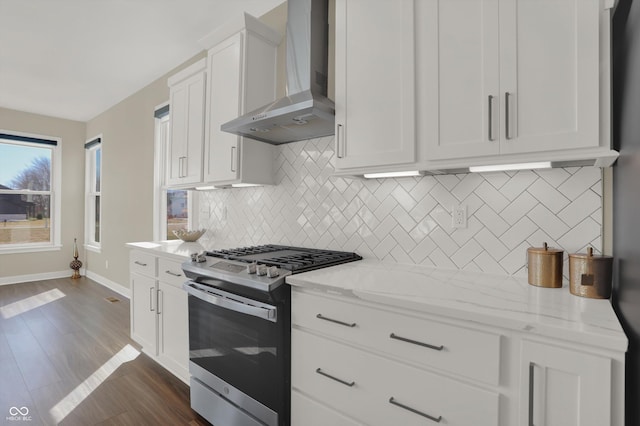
xmin=0 ymin=276 xmax=208 ymax=425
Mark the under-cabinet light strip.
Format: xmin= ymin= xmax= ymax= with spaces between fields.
xmin=363 ymin=170 xmax=422 ymax=179
xmin=468 ymin=162 xmax=552 ymax=173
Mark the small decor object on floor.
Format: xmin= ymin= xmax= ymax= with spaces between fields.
xmin=70 ymin=238 xmax=83 ymax=279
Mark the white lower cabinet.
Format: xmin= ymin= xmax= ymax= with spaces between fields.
xmin=521 ymin=340 xmax=612 ymax=426
xmin=129 ymin=250 xmax=189 ymax=383
xmin=130 ymin=272 xmax=157 ymax=353
xmin=291 ymin=288 xmax=623 ymax=426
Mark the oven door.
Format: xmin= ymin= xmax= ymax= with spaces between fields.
xmin=184 ymin=280 xmax=287 ymax=426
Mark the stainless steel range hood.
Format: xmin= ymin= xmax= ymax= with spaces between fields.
xmin=221 ymin=0 xmax=334 ymax=145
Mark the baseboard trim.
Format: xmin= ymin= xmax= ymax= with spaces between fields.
xmin=0 ymin=269 xmax=130 ymax=299
xmin=85 ymin=271 xmax=131 ymax=299
xmin=0 ymin=270 xmax=78 ymax=286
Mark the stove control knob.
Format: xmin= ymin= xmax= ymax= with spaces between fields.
xmin=266 ymin=266 xmax=280 ymax=278
xmin=256 ymin=265 xmax=268 ymax=276
xmin=246 ymin=263 xmax=257 ymax=274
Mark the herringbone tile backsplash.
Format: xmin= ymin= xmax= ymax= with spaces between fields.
xmin=198 ymin=136 xmax=602 ymax=277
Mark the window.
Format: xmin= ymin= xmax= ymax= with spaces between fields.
xmin=153 ymin=105 xmax=196 ymax=240
xmin=0 ymin=131 xmax=61 ymax=253
xmin=85 ymin=136 xmax=101 ymax=251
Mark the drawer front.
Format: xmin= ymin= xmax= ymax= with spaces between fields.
xmin=292 ymin=290 xmax=501 ymax=385
xmin=291 ymin=391 xmax=363 ymax=426
xmin=130 ymin=251 xmax=156 ymax=277
xmin=292 ymin=329 xmax=499 ymax=426
xmin=158 ymin=257 xmax=186 ymax=288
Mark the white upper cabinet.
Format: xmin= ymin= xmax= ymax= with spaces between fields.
xmin=202 ymin=14 xmax=280 ymax=186
xmin=167 ymin=60 xmax=206 ymax=186
xmin=334 ymin=0 xmax=416 ymax=170
xmin=423 ymin=0 xmax=605 ymax=161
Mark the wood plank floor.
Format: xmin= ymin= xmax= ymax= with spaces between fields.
xmin=0 ymin=277 xmax=208 ymax=425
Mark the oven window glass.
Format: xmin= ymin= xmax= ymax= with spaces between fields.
xmin=188 ymin=295 xmax=284 ymax=411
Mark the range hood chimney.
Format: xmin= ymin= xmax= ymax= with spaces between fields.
xmin=221 ymin=0 xmax=334 ymax=144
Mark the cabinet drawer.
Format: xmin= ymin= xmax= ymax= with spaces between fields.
xmin=292 ymin=329 xmax=499 ymax=426
xmin=130 ymin=251 xmax=156 ymax=277
xmin=291 ymin=391 xmax=363 ymax=426
xmin=158 ymin=258 xmax=186 ymax=288
xmin=292 ymin=290 xmax=501 ymax=385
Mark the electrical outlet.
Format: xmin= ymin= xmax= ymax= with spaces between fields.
xmin=452 ymin=204 xmax=467 ymax=229
xmin=105 ymin=260 xmax=109 ymax=269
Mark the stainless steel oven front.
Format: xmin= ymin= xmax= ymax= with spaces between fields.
xmin=184 ymin=279 xmax=290 ymax=426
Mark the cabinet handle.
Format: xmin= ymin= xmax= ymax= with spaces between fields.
xmin=182 ymin=156 xmax=188 ymax=177
xmin=316 ymin=313 xmax=356 ymax=328
xmin=315 ymin=368 xmax=355 ymax=387
xmin=389 ymin=397 xmax=442 ymax=423
xmin=529 ymin=362 xmax=535 ymax=426
xmin=165 ymin=270 xmax=182 ymax=277
xmin=230 ymin=146 xmax=237 ymax=173
xmin=336 ymin=124 xmax=344 ymax=158
xmin=157 ymin=289 xmax=162 ymax=316
xmin=149 ymin=287 xmax=155 ymax=312
xmin=505 ymin=92 xmax=512 ymax=140
xmin=178 ymin=156 xmax=183 ymax=178
xmin=134 ymin=261 xmax=147 ymax=267
xmin=488 ymin=95 xmax=495 ymax=141
xmin=389 ymin=333 xmax=444 ymax=351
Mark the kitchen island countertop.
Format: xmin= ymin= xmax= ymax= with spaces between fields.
xmin=286 ymin=259 xmax=628 ymax=352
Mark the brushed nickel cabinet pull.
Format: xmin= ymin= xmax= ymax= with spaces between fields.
xmin=157 ymin=289 xmax=162 ymax=316
xmin=529 ymin=362 xmax=535 ymax=426
xmin=505 ymin=92 xmax=512 ymax=140
xmin=488 ymin=95 xmax=495 ymax=141
xmin=316 ymin=313 xmax=356 ymax=328
xmin=230 ymin=146 xmax=237 ymax=173
xmin=389 ymin=397 xmax=442 ymax=423
xmin=182 ymin=157 xmax=188 ymax=177
xmin=315 ymin=368 xmax=355 ymax=387
xmin=165 ymin=270 xmax=182 ymax=277
xmin=134 ymin=261 xmax=147 ymax=267
xmin=336 ymin=124 xmax=344 ymax=158
xmin=389 ymin=333 xmax=444 ymax=351
xmin=149 ymin=287 xmax=155 ymax=312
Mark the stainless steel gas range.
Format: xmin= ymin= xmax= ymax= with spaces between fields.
xmin=182 ymin=245 xmax=362 ymax=426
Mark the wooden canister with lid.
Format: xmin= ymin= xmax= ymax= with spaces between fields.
xmin=569 ymin=247 xmax=613 ymax=299
xmin=527 ymin=242 xmax=564 ymax=288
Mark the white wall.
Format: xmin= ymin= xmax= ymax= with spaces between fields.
xmin=0 ymin=107 xmax=86 ymax=282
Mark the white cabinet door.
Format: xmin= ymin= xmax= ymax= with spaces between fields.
xmin=499 ymin=0 xmax=601 ymax=154
xmin=204 ymin=33 xmax=243 ymax=184
xmin=158 ymin=280 xmax=189 ymax=382
xmin=422 ymin=0 xmax=500 ymax=160
xmin=334 ymin=0 xmax=415 ymax=170
xmin=424 ymin=0 xmax=603 ymax=162
xmin=167 ymin=69 xmax=206 ymax=186
xmin=130 ymin=273 xmax=157 ymax=354
xmin=520 ymin=340 xmax=611 ymax=426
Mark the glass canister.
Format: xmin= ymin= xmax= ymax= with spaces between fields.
xmin=569 ymin=247 xmax=613 ymax=299
xmin=527 ymin=242 xmax=564 ymax=288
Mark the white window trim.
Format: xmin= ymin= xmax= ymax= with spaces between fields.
xmin=0 ymin=130 xmax=62 ymax=254
xmin=154 ymin=104 xmax=197 ymax=241
xmin=84 ymin=135 xmax=102 ymax=253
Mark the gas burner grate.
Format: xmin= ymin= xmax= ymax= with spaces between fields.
xmin=205 ymin=245 xmax=362 ymax=274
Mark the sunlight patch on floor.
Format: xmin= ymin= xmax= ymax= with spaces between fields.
xmin=0 ymin=288 xmax=65 ymax=319
xmin=48 ymin=344 xmax=140 ymax=424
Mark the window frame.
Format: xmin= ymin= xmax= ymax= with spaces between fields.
xmin=153 ymin=104 xmax=197 ymax=241
xmin=0 ymin=130 xmax=62 ymax=254
xmin=84 ymin=135 xmax=102 ymax=252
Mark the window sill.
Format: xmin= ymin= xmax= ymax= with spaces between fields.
xmin=0 ymin=244 xmax=62 ymax=255
xmin=84 ymin=244 xmax=101 ymax=254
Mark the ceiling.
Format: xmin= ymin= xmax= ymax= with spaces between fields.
xmin=0 ymin=0 xmax=284 ymax=122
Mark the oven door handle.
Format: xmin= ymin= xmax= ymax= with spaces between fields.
xmin=183 ymin=281 xmax=278 ymax=323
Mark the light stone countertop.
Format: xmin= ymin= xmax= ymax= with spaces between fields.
xmin=286 ymin=259 xmax=628 ymax=352
xmin=126 ymin=239 xmax=219 ymax=262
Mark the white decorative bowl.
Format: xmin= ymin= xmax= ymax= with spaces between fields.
xmin=172 ymin=229 xmax=206 ymax=242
